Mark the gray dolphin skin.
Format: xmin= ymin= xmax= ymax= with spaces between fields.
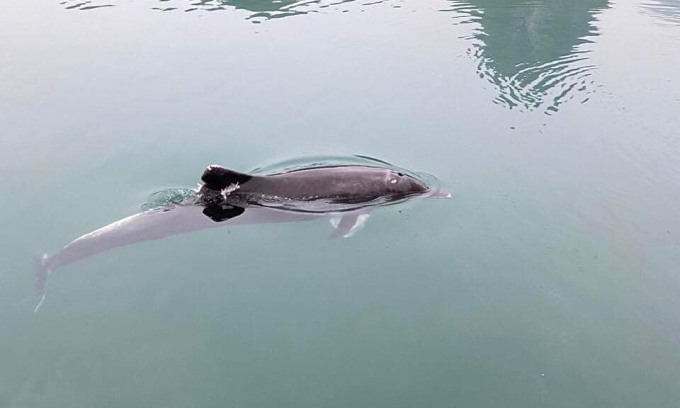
xmin=34 ymin=162 xmax=448 ymax=307
xmin=198 ymin=164 xmax=432 ymax=215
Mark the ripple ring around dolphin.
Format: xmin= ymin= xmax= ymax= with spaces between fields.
xmin=248 ymin=155 xmax=446 ymax=198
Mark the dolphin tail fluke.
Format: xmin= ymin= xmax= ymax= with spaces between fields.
xmin=33 ymin=253 xmax=50 ymax=312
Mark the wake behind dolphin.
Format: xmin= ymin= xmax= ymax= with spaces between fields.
xmin=34 ymin=156 xmax=448 ymax=308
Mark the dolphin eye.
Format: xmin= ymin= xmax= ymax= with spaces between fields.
xmin=397 ymin=172 xmax=404 ymax=177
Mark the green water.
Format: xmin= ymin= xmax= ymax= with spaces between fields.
xmin=1 ymin=0 xmax=679 ymax=407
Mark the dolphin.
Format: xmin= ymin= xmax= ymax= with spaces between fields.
xmin=34 ymin=163 xmax=448 ymax=307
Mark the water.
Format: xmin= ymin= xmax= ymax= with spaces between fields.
xmin=1 ymin=0 xmax=679 ymax=407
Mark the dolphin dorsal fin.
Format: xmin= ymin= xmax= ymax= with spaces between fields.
xmin=201 ymin=165 xmax=253 ymax=190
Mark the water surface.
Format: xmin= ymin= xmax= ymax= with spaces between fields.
xmin=1 ymin=0 xmax=679 ymax=407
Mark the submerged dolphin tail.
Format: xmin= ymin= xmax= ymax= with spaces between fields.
xmin=33 ymin=253 xmax=51 ymax=312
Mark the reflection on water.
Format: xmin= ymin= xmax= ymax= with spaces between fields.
xmin=61 ymin=0 xmax=114 ymax=10
xmin=61 ymin=0 xmax=390 ymax=20
xmin=59 ymin=0 xmax=614 ymax=114
xmin=446 ymin=0 xmax=610 ymax=114
xmin=643 ymin=0 xmax=680 ymax=25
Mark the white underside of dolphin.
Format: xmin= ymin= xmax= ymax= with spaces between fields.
xmin=33 ymin=205 xmax=382 ymax=309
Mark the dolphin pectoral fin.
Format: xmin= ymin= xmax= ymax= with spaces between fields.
xmin=201 ymin=165 xmax=253 ymax=190
xmin=202 ymin=205 xmax=245 ymax=222
xmin=33 ymin=253 xmax=50 ymax=313
xmin=431 ymin=189 xmax=452 ymax=198
xmin=329 ymin=212 xmax=371 ymax=239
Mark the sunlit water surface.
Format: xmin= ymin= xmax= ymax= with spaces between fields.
xmin=1 ymin=0 xmax=679 ymax=407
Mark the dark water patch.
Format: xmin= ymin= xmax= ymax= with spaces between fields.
xmin=445 ymin=0 xmax=610 ymax=114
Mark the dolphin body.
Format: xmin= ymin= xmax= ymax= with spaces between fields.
xmin=35 ymin=163 xmax=446 ymax=303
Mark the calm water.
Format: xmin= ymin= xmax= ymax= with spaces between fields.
xmin=1 ymin=0 xmax=679 ymax=407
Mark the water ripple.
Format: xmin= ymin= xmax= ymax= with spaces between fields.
xmin=642 ymin=0 xmax=680 ymax=25
xmin=61 ymin=0 xmax=114 ymax=10
xmin=60 ymin=0 xmax=390 ymax=21
xmin=446 ymin=0 xmax=610 ymax=114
